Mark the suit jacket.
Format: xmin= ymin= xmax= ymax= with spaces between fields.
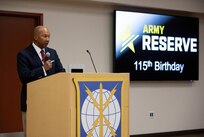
xmin=17 ymin=44 xmax=65 ymax=112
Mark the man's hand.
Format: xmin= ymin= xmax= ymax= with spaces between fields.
xmin=43 ymin=60 xmax=52 ymax=71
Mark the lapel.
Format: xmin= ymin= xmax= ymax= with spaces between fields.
xmin=44 ymin=48 xmax=50 ymax=56
xmin=27 ymin=44 xmax=43 ymax=66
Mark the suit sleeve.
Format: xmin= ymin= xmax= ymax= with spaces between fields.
xmin=17 ymin=51 xmax=45 ymax=83
xmin=52 ymin=50 xmax=66 ymax=73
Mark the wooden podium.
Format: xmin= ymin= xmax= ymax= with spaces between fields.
xmin=27 ymin=73 xmax=129 ymax=137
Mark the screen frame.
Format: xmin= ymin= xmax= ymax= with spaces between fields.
xmin=113 ymin=9 xmax=199 ymax=81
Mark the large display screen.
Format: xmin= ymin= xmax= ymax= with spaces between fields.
xmin=113 ymin=10 xmax=199 ymax=81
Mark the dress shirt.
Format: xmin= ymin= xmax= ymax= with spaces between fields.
xmin=32 ymin=42 xmax=47 ymax=76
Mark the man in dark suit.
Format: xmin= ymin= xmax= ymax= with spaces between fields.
xmin=17 ymin=26 xmax=65 ymax=136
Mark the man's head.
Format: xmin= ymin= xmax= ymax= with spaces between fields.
xmin=33 ymin=26 xmax=50 ymax=49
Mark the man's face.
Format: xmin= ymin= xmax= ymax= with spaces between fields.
xmin=34 ymin=27 xmax=50 ymax=49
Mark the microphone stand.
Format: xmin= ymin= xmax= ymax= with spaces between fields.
xmin=86 ymin=50 xmax=97 ymax=73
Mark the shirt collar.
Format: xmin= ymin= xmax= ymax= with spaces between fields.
xmin=32 ymin=42 xmax=45 ymax=54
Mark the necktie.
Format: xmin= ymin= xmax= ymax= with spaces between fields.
xmin=40 ymin=50 xmax=45 ymax=63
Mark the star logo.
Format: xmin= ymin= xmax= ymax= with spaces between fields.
xmin=119 ymin=26 xmax=139 ymax=53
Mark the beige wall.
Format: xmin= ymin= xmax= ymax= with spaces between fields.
xmin=1 ymin=0 xmax=204 ymax=135
xmin=91 ymin=0 xmax=204 ymax=13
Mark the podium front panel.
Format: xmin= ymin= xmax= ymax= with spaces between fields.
xmin=27 ymin=73 xmax=129 ymax=137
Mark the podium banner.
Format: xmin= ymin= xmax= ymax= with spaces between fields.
xmin=74 ymin=78 xmax=126 ymax=137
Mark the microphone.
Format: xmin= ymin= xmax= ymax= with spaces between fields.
xmin=45 ymin=52 xmax=55 ymax=63
xmin=86 ymin=50 xmax=97 ymax=73
xmin=45 ymin=52 xmax=50 ymax=61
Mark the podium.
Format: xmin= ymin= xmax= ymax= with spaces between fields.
xmin=27 ymin=73 xmax=129 ymax=137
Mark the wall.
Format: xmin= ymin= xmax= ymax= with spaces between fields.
xmin=0 ymin=0 xmax=204 ymax=136
xmin=90 ymin=0 xmax=204 ymax=13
